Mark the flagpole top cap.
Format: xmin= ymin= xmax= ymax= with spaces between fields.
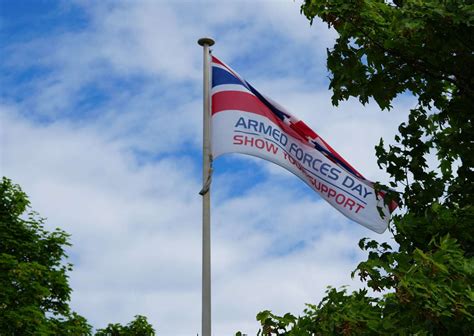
xmin=198 ymin=37 xmax=215 ymax=47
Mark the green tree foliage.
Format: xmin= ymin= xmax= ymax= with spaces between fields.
xmin=95 ymin=315 xmax=156 ymax=336
xmin=253 ymin=0 xmax=474 ymax=334
xmin=0 ymin=177 xmax=92 ymax=335
xmin=0 ymin=177 xmax=158 ymax=335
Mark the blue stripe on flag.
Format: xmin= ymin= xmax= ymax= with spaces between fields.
xmin=212 ymin=67 xmax=244 ymax=87
xmin=245 ymin=81 xmax=289 ymax=122
xmin=312 ymin=141 xmax=359 ymax=176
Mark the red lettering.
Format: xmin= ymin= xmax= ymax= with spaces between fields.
xmin=235 ymin=135 xmax=279 ymax=155
xmin=344 ymin=198 xmax=356 ymax=211
xmin=233 ymin=135 xmax=243 ymax=145
xmin=320 ymin=184 xmax=328 ymax=194
xmin=255 ymin=138 xmax=265 ymax=149
xmin=327 ymin=188 xmax=337 ymax=199
xmin=355 ymin=204 xmax=365 ymax=213
xmin=335 ymin=194 xmax=346 ymax=205
xmin=244 ymin=136 xmax=254 ymax=147
xmin=265 ymin=142 xmax=278 ymax=154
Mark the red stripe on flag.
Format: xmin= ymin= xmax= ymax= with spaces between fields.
xmin=212 ymin=56 xmax=225 ymax=67
xmin=377 ymin=191 xmax=399 ymax=213
xmin=290 ymin=120 xmax=318 ymax=139
xmin=212 ymin=91 xmax=306 ymax=142
xmin=212 ymin=56 xmax=243 ymax=83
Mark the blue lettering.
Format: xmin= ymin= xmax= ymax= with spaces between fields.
xmin=352 ymin=184 xmax=363 ymax=196
xmin=320 ymin=163 xmax=330 ymax=176
xmin=363 ymin=187 xmax=373 ymax=198
xmin=248 ymin=119 xmax=258 ymax=132
xmin=311 ymin=159 xmax=322 ymax=172
xmin=272 ymin=128 xmax=280 ymax=142
xmin=329 ymin=167 xmax=341 ymax=181
xmin=258 ymin=122 xmax=272 ymax=136
xmin=342 ymin=176 xmax=355 ymax=188
xmin=303 ymin=153 xmax=313 ymax=167
xmin=289 ymin=143 xmax=299 ymax=156
xmin=235 ymin=117 xmax=247 ymax=129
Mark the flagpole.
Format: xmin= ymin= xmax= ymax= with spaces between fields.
xmin=198 ymin=37 xmax=214 ymax=336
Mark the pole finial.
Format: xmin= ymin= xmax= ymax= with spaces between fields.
xmin=198 ymin=37 xmax=215 ymax=47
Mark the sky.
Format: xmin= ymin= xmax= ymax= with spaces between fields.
xmin=0 ymin=1 xmax=415 ymax=335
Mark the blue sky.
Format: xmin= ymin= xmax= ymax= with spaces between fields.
xmin=1 ymin=1 xmax=414 ymax=335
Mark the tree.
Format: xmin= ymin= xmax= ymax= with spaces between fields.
xmin=253 ymin=0 xmax=473 ymax=334
xmin=0 ymin=177 xmax=92 ymax=335
xmin=95 ymin=315 xmax=156 ymax=336
xmin=0 ymin=177 xmax=158 ymax=335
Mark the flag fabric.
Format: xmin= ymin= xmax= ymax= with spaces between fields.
xmin=210 ymin=56 xmax=397 ymax=233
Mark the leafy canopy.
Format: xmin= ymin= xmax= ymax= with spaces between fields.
xmin=0 ymin=177 xmax=92 ymax=335
xmin=95 ymin=315 xmax=156 ymax=336
xmin=0 ymin=178 xmax=158 ymax=335
xmin=250 ymin=0 xmax=474 ymax=335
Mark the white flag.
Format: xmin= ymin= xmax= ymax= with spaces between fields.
xmin=210 ymin=56 xmax=397 ymax=233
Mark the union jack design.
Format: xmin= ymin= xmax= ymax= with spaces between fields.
xmin=210 ymin=55 xmax=397 ymax=232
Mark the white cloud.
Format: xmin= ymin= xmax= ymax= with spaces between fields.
xmin=0 ymin=1 xmax=405 ymax=335
xmin=1 ymin=108 xmax=394 ymax=335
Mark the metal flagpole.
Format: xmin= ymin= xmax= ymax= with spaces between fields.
xmin=197 ymin=37 xmax=214 ymax=336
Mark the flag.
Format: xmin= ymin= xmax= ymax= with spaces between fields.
xmin=210 ymin=56 xmax=397 ymax=233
